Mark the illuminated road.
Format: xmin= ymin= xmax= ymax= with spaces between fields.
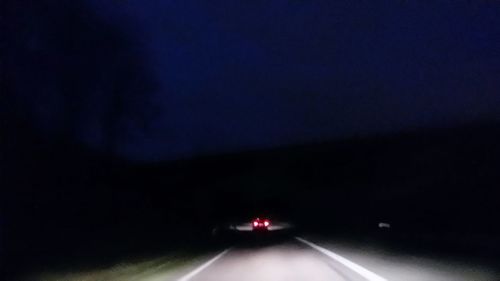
xmin=32 ymin=236 xmax=499 ymax=281
xmin=172 ymin=237 xmax=498 ymax=281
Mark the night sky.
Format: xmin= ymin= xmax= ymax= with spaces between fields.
xmin=6 ymin=0 xmax=500 ymax=161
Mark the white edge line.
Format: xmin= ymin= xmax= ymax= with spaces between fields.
xmin=296 ymin=237 xmax=388 ymax=281
xmin=176 ymin=248 xmax=231 ymax=281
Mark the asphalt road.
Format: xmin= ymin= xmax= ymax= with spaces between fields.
xmin=174 ymin=237 xmax=498 ymax=281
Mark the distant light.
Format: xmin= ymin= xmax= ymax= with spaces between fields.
xmin=378 ymin=222 xmax=391 ymax=229
xmin=264 ymin=220 xmax=270 ymax=227
xmin=253 ymin=221 xmax=259 ymax=227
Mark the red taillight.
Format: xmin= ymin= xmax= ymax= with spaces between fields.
xmin=253 ymin=221 xmax=259 ymax=227
xmin=264 ymin=220 xmax=270 ymax=227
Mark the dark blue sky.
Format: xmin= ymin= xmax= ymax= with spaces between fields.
xmin=8 ymin=0 xmax=500 ymax=161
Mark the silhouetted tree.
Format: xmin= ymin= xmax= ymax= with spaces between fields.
xmin=3 ymin=0 xmax=159 ymax=155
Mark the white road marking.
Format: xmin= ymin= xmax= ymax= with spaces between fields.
xmin=296 ymin=237 xmax=388 ymax=281
xmin=176 ymin=248 xmax=231 ymax=281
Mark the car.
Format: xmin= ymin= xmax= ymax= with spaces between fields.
xmin=252 ymin=218 xmax=271 ymax=231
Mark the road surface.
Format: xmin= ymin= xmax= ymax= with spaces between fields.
xmin=172 ymin=237 xmax=498 ymax=281
xmin=30 ymin=236 xmax=499 ymax=281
